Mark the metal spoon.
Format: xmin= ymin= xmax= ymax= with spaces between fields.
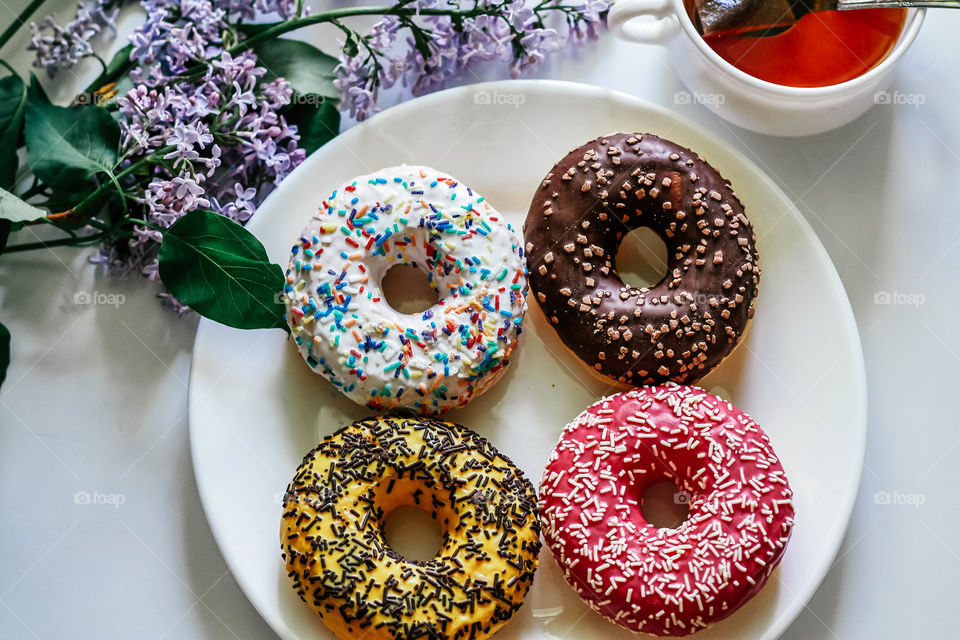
xmin=694 ymin=0 xmax=960 ymax=36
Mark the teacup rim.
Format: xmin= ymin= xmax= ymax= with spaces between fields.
xmin=671 ymin=0 xmax=926 ymax=98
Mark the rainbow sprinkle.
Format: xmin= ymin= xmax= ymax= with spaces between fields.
xmin=283 ymin=166 xmax=528 ymax=413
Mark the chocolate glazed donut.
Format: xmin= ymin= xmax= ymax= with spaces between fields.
xmin=523 ymin=133 xmax=760 ymax=385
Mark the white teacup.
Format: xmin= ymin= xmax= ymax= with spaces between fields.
xmin=608 ymin=0 xmax=925 ymax=136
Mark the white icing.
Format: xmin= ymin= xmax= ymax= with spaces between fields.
xmin=283 ymin=165 xmax=527 ymax=413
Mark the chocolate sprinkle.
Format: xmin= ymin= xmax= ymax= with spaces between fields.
xmin=523 ymin=133 xmax=760 ymax=385
xmin=281 ymin=416 xmax=541 ymax=640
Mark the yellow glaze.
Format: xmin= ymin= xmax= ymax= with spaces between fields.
xmin=281 ymin=416 xmax=541 ymax=640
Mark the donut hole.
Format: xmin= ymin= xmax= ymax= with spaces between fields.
xmin=383 ymin=506 xmax=443 ymax=562
xmin=381 ymin=264 xmax=439 ymax=314
xmin=641 ymin=481 xmax=691 ymax=529
xmin=615 ymin=227 xmax=669 ymax=289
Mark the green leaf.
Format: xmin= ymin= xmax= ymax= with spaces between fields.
xmin=0 ymin=186 xmax=47 ymax=222
xmin=341 ymin=32 xmax=360 ymax=58
xmin=250 ymin=38 xmax=340 ymax=156
xmin=409 ymin=26 xmax=434 ymax=64
xmin=0 ymin=74 xmax=28 ymax=189
xmin=253 ymin=38 xmax=339 ymax=101
xmin=105 ymin=44 xmax=134 ymax=78
xmin=27 ymin=73 xmax=49 ymax=104
xmin=25 ymin=99 xmax=120 ymax=190
xmin=0 ymin=321 xmax=9 ymax=389
xmin=284 ymin=98 xmax=340 ymax=156
xmin=158 ymin=209 xmax=287 ymax=331
xmin=87 ymin=44 xmax=133 ymax=95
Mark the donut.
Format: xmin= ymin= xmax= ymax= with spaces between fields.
xmin=523 ymin=134 xmax=760 ymax=385
xmin=281 ymin=415 xmax=542 ymax=640
xmin=539 ymin=385 xmax=794 ymax=636
xmin=283 ymin=165 xmax=527 ymax=413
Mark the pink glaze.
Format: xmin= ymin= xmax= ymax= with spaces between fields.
xmin=539 ymin=384 xmax=795 ymax=636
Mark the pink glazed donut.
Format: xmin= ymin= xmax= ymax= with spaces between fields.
xmin=539 ymin=384 xmax=795 ymax=637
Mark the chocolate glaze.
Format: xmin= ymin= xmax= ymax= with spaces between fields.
xmin=523 ymin=133 xmax=760 ymax=385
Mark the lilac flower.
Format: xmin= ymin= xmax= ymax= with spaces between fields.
xmin=212 ymin=183 xmax=258 ymax=221
xmin=568 ymin=0 xmax=610 ymax=41
xmin=211 ymin=0 xmax=254 ymax=20
xmin=510 ymin=27 xmax=561 ymax=78
xmin=28 ymin=0 xmax=117 ymax=77
xmin=503 ymin=1 xmax=536 ymax=30
xmin=105 ymin=36 xmax=302 ymax=280
xmin=333 ymin=54 xmax=379 ymax=121
xmin=460 ymin=15 xmax=509 ymax=64
xmin=368 ymin=15 xmax=402 ymax=52
xmin=75 ymin=0 xmax=117 ymax=28
xmin=164 ymin=121 xmax=213 ymax=167
xmin=254 ymin=0 xmax=299 ymax=20
xmin=232 ymin=184 xmax=257 ymax=211
xmin=128 ymin=0 xmax=228 ymax=79
xmin=128 ymin=11 xmax=164 ymax=61
xmin=210 ymin=0 xmax=299 ymax=21
xmin=261 ymin=76 xmax=294 ymax=105
xmin=27 ymin=0 xmax=608 ymax=308
xmin=406 ymin=15 xmax=463 ymax=97
xmin=203 ymin=144 xmax=223 ymax=176
xmin=333 ymin=0 xmax=611 ymax=121
xmin=145 ymin=174 xmax=210 ymax=219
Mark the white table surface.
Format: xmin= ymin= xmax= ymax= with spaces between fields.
xmin=1 ymin=2 xmax=958 ymax=638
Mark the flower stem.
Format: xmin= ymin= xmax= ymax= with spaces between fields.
xmin=0 ymin=0 xmax=48 ymax=52
xmin=237 ymin=6 xmax=485 ymax=50
xmin=3 ymin=231 xmax=109 ymax=253
xmin=126 ymin=217 xmax=161 ymax=232
xmin=68 ymin=145 xmax=176 ymax=216
xmin=180 ymin=4 xmax=487 ymax=77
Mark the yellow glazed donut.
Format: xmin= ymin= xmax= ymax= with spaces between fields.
xmin=281 ymin=416 xmax=541 ymax=640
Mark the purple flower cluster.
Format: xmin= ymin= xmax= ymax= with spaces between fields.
xmin=107 ymin=62 xmax=301 ymax=286
xmin=215 ymin=0 xmax=301 ymax=21
xmin=28 ymin=0 xmax=118 ymax=77
xmin=27 ymin=0 xmax=305 ymax=312
xmin=334 ymin=0 xmax=610 ymax=121
xmin=24 ymin=0 xmax=609 ymax=314
xmin=90 ymin=0 xmax=303 ymax=300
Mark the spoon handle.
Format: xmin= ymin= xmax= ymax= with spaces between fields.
xmin=839 ymin=0 xmax=960 ymax=8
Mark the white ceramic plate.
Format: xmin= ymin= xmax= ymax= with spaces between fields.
xmin=189 ymin=80 xmax=866 ymax=640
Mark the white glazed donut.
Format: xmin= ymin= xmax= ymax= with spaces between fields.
xmin=283 ymin=165 xmax=528 ymax=413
